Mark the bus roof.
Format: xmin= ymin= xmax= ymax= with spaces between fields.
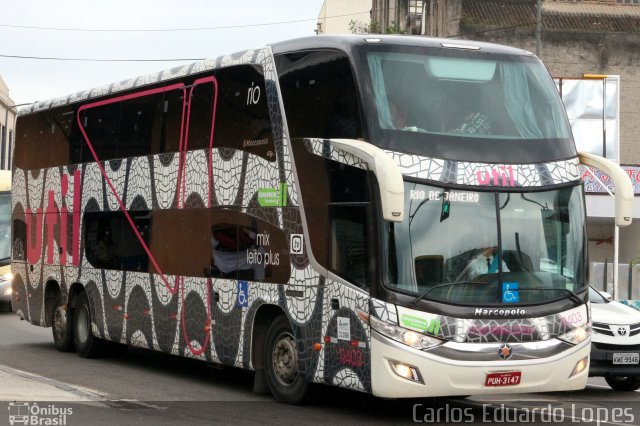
xmin=269 ymin=34 xmax=532 ymax=56
xmin=18 ymin=35 xmax=533 ymax=117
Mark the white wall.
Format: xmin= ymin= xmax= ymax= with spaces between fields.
xmin=0 ymin=76 xmax=16 ymax=171
xmin=317 ymin=0 xmax=371 ymax=34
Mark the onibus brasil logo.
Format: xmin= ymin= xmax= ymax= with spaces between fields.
xmin=8 ymin=402 xmax=73 ymax=425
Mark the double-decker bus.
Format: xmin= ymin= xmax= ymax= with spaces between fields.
xmin=11 ymin=35 xmax=633 ymax=403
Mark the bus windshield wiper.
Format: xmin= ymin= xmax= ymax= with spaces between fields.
xmin=516 ymin=287 xmax=584 ymax=306
xmin=408 ymin=281 xmax=484 ymax=307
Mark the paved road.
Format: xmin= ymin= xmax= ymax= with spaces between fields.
xmin=1 ymin=310 xmax=639 ymax=425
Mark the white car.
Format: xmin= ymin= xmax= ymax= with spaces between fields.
xmin=589 ymin=286 xmax=640 ymax=391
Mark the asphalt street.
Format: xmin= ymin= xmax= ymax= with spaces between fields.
xmin=1 ymin=310 xmax=639 ymax=425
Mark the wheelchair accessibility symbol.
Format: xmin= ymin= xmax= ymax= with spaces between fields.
xmin=237 ymin=281 xmax=249 ymax=308
xmin=502 ymin=282 xmax=519 ymax=303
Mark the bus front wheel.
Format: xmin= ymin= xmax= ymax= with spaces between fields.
xmin=264 ymin=315 xmax=308 ymax=404
xmin=50 ymin=294 xmax=74 ymax=352
xmin=73 ymin=291 xmax=106 ymax=358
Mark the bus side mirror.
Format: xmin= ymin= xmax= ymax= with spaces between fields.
xmin=330 ymin=139 xmax=404 ymax=222
xmin=578 ymin=152 xmax=634 ymax=227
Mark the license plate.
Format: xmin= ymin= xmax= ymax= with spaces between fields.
xmin=613 ymin=353 xmax=640 ymax=365
xmin=485 ymin=371 xmax=521 ymax=387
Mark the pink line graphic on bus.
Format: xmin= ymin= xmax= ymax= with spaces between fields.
xmin=76 ymin=80 xmax=219 ymax=356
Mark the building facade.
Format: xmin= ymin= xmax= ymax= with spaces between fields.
xmin=0 ymin=76 xmax=16 ymax=171
xmin=317 ymin=0 xmax=372 ymax=34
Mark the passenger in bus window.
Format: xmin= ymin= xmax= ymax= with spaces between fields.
xmin=209 ymin=225 xmax=265 ymax=281
xmin=452 ymin=100 xmax=491 ymax=136
xmin=389 ymin=98 xmax=410 ymax=130
xmin=466 ymin=246 xmax=510 ymax=279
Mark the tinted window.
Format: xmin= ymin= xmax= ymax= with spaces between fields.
xmin=15 ymin=65 xmax=275 ymax=170
xmin=186 ymin=83 xmax=216 ymax=151
xmin=12 ymin=218 xmax=26 ymax=261
xmin=79 ymin=102 xmax=121 ymax=162
xmin=329 ymin=204 xmax=370 ymax=289
xmin=288 ymin=138 xmax=371 ymax=276
xmin=85 ymin=207 xmax=290 ymax=283
xmin=277 ymin=50 xmax=363 ymax=140
xmin=15 ymin=109 xmax=81 ymax=170
xmin=119 ymin=93 xmax=164 ymax=158
xmin=84 ymin=210 xmax=150 ymax=272
xmin=214 ymin=65 xmax=275 ymax=161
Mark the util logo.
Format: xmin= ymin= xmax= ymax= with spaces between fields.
xmin=476 ymin=165 xmax=515 ymax=187
xmin=25 ymin=170 xmax=82 ymax=266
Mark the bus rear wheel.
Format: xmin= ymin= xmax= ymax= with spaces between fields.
xmin=50 ymin=294 xmax=74 ymax=352
xmin=264 ymin=316 xmax=308 ymax=404
xmin=73 ymin=291 xmax=106 ymax=358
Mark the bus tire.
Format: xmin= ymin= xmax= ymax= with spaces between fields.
xmin=50 ymin=294 xmax=74 ymax=352
xmin=73 ymin=291 xmax=106 ymax=358
xmin=264 ymin=315 xmax=308 ymax=404
xmin=605 ymin=376 xmax=640 ymax=391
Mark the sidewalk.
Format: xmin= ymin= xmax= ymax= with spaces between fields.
xmin=0 ymin=364 xmax=107 ymax=401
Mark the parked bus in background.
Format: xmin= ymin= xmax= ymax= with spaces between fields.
xmin=0 ymin=170 xmax=11 ymax=311
xmin=11 ymin=35 xmax=634 ymax=403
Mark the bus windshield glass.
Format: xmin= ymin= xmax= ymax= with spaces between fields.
xmin=0 ymin=192 xmax=10 ymax=263
xmin=385 ymin=183 xmax=586 ymax=305
xmin=365 ymin=48 xmax=571 ymax=141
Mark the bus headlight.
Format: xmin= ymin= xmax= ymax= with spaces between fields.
xmin=369 ymin=315 xmax=444 ymax=350
xmin=557 ymin=325 xmax=591 ymax=345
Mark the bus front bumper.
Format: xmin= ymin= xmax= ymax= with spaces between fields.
xmin=370 ymin=330 xmax=589 ymax=398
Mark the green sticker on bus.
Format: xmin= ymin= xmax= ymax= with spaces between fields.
xmin=258 ymin=183 xmax=288 ymax=207
xmin=401 ymin=314 xmax=427 ymax=331
xmin=400 ymin=314 xmax=440 ymax=335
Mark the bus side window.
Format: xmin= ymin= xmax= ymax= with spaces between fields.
xmin=79 ymin=102 xmax=121 ymax=163
xmin=213 ymin=65 xmax=275 ymax=161
xmin=186 ymin=83 xmax=216 ymax=152
xmin=276 ymin=50 xmax=363 ymax=140
xmin=119 ymin=93 xmax=164 ymax=158
xmin=328 ymin=204 xmax=371 ymax=290
xmin=15 ymin=112 xmax=71 ymax=170
xmin=84 ymin=211 xmax=151 ymax=272
xmin=12 ymin=218 xmax=26 ymax=261
xmin=208 ymin=211 xmax=291 ymax=284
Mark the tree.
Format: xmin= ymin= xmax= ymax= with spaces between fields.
xmin=348 ymin=20 xmax=406 ymax=35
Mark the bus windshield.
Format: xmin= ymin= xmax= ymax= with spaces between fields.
xmin=365 ymin=48 xmax=571 ymax=141
xmin=0 ymin=192 xmax=10 ymax=264
xmin=385 ymin=183 xmax=586 ymax=305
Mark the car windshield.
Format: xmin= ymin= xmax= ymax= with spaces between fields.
xmin=589 ymin=286 xmax=608 ymax=304
xmin=0 ymin=193 xmax=9 ymax=264
xmin=385 ymin=183 xmax=586 ymax=305
xmin=365 ymin=48 xmax=571 ymax=140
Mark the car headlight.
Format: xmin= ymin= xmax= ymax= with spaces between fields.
xmin=558 ymin=324 xmax=591 ymax=345
xmin=3 ymin=287 xmax=11 ymax=297
xmin=369 ymin=314 xmax=444 ymax=350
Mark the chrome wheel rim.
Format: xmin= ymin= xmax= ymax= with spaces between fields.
xmin=52 ymin=305 xmax=67 ymax=341
xmin=272 ymin=332 xmax=298 ymax=386
xmin=76 ymin=305 xmax=90 ymax=344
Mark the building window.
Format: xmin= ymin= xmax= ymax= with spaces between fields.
xmin=7 ymin=130 xmax=12 ymax=170
xmin=1 ymin=124 xmax=5 ymax=169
